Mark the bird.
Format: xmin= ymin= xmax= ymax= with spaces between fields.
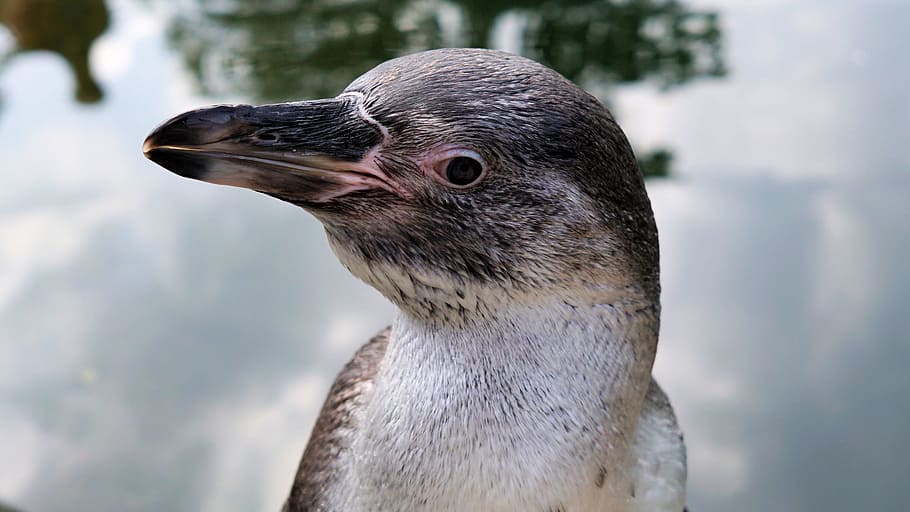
xmin=143 ymin=48 xmax=687 ymax=512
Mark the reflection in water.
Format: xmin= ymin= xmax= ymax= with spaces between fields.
xmin=2 ymin=1 xmax=909 ymax=511
xmin=0 ymin=0 xmax=109 ymax=103
xmin=163 ymin=0 xmax=724 ymax=178
xmin=521 ymin=1 xmax=724 ymax=89
xmin=165 ymin=0 xmax=724 ymax=101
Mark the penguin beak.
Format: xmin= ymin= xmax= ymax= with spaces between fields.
xmin=143 ymin=96 xmax=405 ymax=203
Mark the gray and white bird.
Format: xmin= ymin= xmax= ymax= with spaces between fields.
xmin=143 ymin=48 xmax=686 ymax=512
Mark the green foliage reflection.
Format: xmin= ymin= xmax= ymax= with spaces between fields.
xmin=165 ymin=0 xmax=724 ymax=102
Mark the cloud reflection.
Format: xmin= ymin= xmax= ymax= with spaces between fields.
xmin=651 ymin=172 xmax=910 ymax=510
xmin=1 ymin=0 xmax=908 ymax=511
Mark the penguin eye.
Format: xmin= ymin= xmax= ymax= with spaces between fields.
xmin=431 ymin=150 xmax=486 ymax=189
xmin=445 ymin=157 xmax=483 ymax=186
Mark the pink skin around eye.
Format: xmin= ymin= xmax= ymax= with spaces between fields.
xmin=416 ymin=146 xmax=487 ymax=187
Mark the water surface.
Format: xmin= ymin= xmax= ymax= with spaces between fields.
xmin=0 ymin=0 xmax=908 ymax=510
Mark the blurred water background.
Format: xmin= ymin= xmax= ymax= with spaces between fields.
xmin=0 ymin=0 xmax=908 ymax=510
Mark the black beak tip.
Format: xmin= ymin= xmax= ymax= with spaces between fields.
xmin=144 ymin=146 xmax=211 ymax=181
xmin=143 ymin=113 xmax=196 ymax=152
xmin=143 ymin=106 xmax=239 ymax=180
xmin=142 ymin=131 xmax=159 ymax=159
xmin=143 ymin=105 xmax=247 ymax=154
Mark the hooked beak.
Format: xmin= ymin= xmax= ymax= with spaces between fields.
xmin=143 ymin=95 xmax=404 ymax=203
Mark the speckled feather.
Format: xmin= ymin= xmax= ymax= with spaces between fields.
xmin=284 ymin=327 xmax=686 ymax=512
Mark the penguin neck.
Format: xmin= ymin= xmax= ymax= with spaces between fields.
xmin=351 ymin=294 xmax=660 ymax=510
